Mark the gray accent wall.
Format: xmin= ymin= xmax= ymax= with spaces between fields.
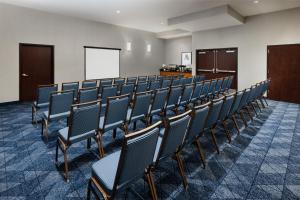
xmin=164 ymin=36 xmax=192 ymax=65
xmin=0 ymin=3 xmax=165 ymax=103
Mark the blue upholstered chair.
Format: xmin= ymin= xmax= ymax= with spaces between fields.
xmin=236 ymin=88 xmax=251 ymax=127
xmin=151 ymin=110 xmax=192 ymax=190
xmin=138 ymin=76 xmax=148 ymax=82
xmin=220 ymin=77 xmax=229 ymax=93
xmin=87 ymin=121 xmax=162 ymax=200
xmin=135 ymin=81 xmax=148 ymax=93
xmin=190 ymin=82 xmax=203 ymax=105
xmin=199 ymin=80 xmax=211 ymax=102
xmin=126 ymin=77 xmax=137 ymax=84
xmin=214 ymin=78 xmax=223 ymax=97
xmin=100 ymin=79 xmax=113 ymax=88
xmin=227 ymin=90 xmax=244 ymax=134
xmin=78 ymin=87 xmax=99 ymax=104
xmin=178 ymin=84 xmax=194 ymax=110
xmin=217 ymin=93 xmax=235 ymax=143
xmin=62 ymin=82 xmax=79 ymax=100
xmin=55 ymin=100 xmax=101 ymax=181
xmin=207 ymin=79 xmax=217 ymax=99
xmin=181 ymin=77 xmax=193 ymax=85
xmin=226 ymin=76 xmax=234 ymax=90
xmin=148 ymin=75 xmax=157 ymax=82
xmin=193 ymin=75 xmax=205 ymax=83
xmin=127 ymin=91 xmax=153 ymax=130
xmin=161 ymin=79 xmax=171 ymax=88
xmin=203 ymin=97 xmax=224 ymax=154
xmin=183 ymin=102 xmax=210 ymax=168
xmin=114 ymin=78 xmax=125 ymax=91
xmin=41 ymin=90 xmax=74 ymax=141
xmin=149 ymin=80 xmax=161 ymax=91
xmin=148 ymin=88 xmax=169 ymax=124
xmin=98 ymin=94 xmax=130 ymax=157
xmin=172 ymin=78 xmax=181 ymax=86
xmin=99 ymin=85 xmax=118 ymax=108
xmin=120 ymin=83 xmax=135 ymax=100
xmin=32 ymin=84 xmax=58 ymax=123
xmin=82 ymin=80 xmax=97 ymax=88
xmin=164 ymin=86 xmax=182 ymax=115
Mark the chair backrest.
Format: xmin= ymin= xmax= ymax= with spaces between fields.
xmin=148 ymin=75 xmax=157 ymax=82
xmin=49 ymin=90 xmax=74 ymax=116
xmin=126 ymin=77 xmax=137 ymax=84
xmin=185 ymin=102 xmax=210 ymax=144
xmin=226 ymin=76 xmax=234 ymax=90
xmin=114 ymin=121 xmax=161 ymax=192
xmin=68 ymin=100 xmax=101 ymax=139
xmin=191 ymin=82 xmax=203 ymax=101
xmin=149 ymin=81 xmax=161 ymax=90
xmin=82 ymin=80 xmax=97 ymax=88
xmin=138 ymin=76 xmax=147 ymax=82
xmin=135 ymin=82 xmax=148 ymax=93
xmin=205 ymin=97 xmax=224 ymax=128
xmin=120 ymin=84 xmax=135 ymax=99
xmin=114 ymin=78 xmax=125 ymax=86
xmin=100 ymin=85 xmax=118 ymax=104
xmin=218 ymin=93 xmax=235 ymax=121
xmin=179 ymin=84 xmax=194 ymax=104
xmin=247 ymin=85 xmax=257 ymax=103
xmin=78 ymin=87 xmax=98 ymax=104
xmin=36 ymin=84 xmax=58 ymax=105
xmin=208 ymin=79 xmax=217 ymax=95
xmin=166 ymin=86 xmax=182 ymax=107
xmin=161 ymin=79 xmax=171 ymax=88
xmin=104 ymin=94 xmax=130 ymax=127
xmin=100 ymin=79 xmax=113 ymax=87
xmin=154 ymin=111 xmax=191 ymax=164
xmin=214 ymin=78 xmax=223 ymax=94
xmin=193 ymin=75 xmax=205 ymax=83
xmin=129 ymin=91 xmax=153 ymax=121
xmin=62 ymin=82 xmax=79 ymax=98
xmin=172 ymin=78 xmax=181 ymax=86
xmin=221 ymin=77 xmax=229 ymax=91
xmin=150 ymin=88 xmax=169 ymax=113
xmin=182 ymin=77 xmax=193 ymax=85
xmin=200 ymin=81 xmax=211 ymax=98
xmin=237 ymin=88 xmax=251 ymax=110
xmin=229 ymin=90 xmax=244 ymax=115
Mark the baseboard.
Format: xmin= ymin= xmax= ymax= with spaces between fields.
xmin=0 ymin=101 xmax=20 ymax=106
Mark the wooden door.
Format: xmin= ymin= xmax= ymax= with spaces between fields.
xmin=196 ymin=49 xmax=215 ymax=79
xmin=19 ymin=44 xmax=54 ymax=102
xmin=215 ymin=48 xmax=238 ymax=89
xmin=267 ymin=44 xmax=300 ymax=104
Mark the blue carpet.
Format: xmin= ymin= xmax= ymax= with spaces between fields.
xmin=0 ymin=100 xmax=299 ymax=199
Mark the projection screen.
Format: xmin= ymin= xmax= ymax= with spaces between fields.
xmin=84 ymin=47 xmax=121 ymax=80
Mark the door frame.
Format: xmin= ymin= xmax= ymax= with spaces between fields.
xmin=19 ymin=43 xmax=55 ymax=101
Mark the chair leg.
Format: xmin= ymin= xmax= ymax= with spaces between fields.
xmin=63 ymin=147 xmax=69 ymax=182
xmin=96 ymin=133 xmax=104 ymax=158
xmin=145 ymin=169 xmax=158 ymax=200
xmin=232 ymin=114 xmax=240 ymax=135
xmin=87 ymin=179 xmax=92 ymax=200
xmin=55 ymin=139 xmax=59 ymax=163
xmin=133 ymin=121 xmax=137 ymax=130
xmin=32 ymin=106 xmax=37 ymax=124
xmin=255 ymin=100 xmax=262 ymax=112
xmin=112 ymin=129 xmax=117 ymax=139
xmin=259 ymin=98 xmax=266 ymax=108
xmin=209 ymin=128 xmax=220 ymax=154
xmin=87 ymin=138 xmax=91 ymax=149
xmin=42 ymin=119 xmax=49 ymax=142
xmin=149 ymin=116 xmax=153 ymax=124
xmin=222 ymin=122 xmax=231 ymax=143
xmin=175 ymin=152 xmax=188 ymax=190
xmin=246 ymin=107 xmax=253 ymax=122
xmin=239 ymin=111 xmax=248 ymax=127
xmin=251 ymin=103 xmax=258 ymax=116
xmin=263 ymin=96 xmax=268 ymax=106
xmin=194 ymin=138 xmax=206 ymax=168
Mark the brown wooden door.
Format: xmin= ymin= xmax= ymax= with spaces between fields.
xmin=196 ymin=49 xmax=215 ymax=80
xmin=19 ymin=44 xmax=54 ymax=102
xmin=267 ymin=44 xmax=300 ymax=104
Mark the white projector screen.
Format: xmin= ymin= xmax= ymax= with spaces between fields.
xmin=85 ymin=47 xmax=120 ymax=79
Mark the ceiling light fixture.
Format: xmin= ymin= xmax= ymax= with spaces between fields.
xmin=147 ymin=44 xmax=151 ymax=52
xmin=116 ymin=10 xmax=121 ymax=14
xmin=253 ymin=0 xmax=259 ymax=3
xmin=126 ymin=42 xmax=132 ymax=51
xmin=160 ymin=22 xmax=164 ymax=25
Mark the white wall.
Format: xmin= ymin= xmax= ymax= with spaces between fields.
xmin=165 ymin=36 xmax=192 ymax=65
xmin=0 ymin=3 xmax=165 ymax=103
xmin=192 ymin=7 xmax=300 ymax=90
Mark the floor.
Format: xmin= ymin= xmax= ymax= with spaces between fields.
xmin=0 ymin=100 xmax=299 ymax=199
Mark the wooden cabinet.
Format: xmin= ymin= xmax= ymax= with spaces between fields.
xmin=160 ymin=71 xmax=192 ymax=78
xmin=196 ymin=48 xmax=238 ymax=89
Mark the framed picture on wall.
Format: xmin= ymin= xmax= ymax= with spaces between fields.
xmin=181 ymin=52 xmax=192 ymax=66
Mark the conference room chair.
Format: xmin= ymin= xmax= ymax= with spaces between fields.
xmin=190 ymin=82 xmax=203 ymax=105
xmin=207 ymin=79 xmax=217 ymax=99
xmin=193 ymin=75 xmax=205 ymax=83
xmin=203 ymin=97 xmax=224 ymax=154
xmin=98 ymin=85 xmax=118 ymax=108
xmin=148 ymin=75 xmax=157 ymax=82
xmin=32 ymin=84 xmax=58 ymax=124
xmin=41 ymin=90 xmax=74 ymax=142
xmin=138 ymin=76 xmax=147 ymax=82
xmin=183 ymin=103 xmax=210 ymax=168
xmin=226 ymin=76 xmax=234 ymax=91
xmin=226 ymin=90 xmax=244 ymax=134
xmin=62 ymin=81 xmax=79 ymax=100
xmin=149 ymin=80 xmax=161 ymax=91
xmin=259 ymin=79 xmax=270 ymax=107
xmin=135 ymin=81 xmax=148 ymax=93
xmin=77 ymin=87 xmax=99 ymax=104
xmin=214 ymin=78 xmax=224 ymax=97
xmin=120 ymin=83 xmax=135 ymax=100
xmin=216 ymin=93 xmax=235 ymax=143
xmin=164 ymin=86 xmax=182 ymax=116
xmin=127 ymin=91 xmax=153 ymax=130
xmin=177 ymin=84 xmax=194 ymax=111
xmin=114 ymin=78 xmax=125 ymax=91
xmin=172 ymin=78 xmax=181 ymax=86
xmin=236 ymin=88 xmax=251 ymax=128
xmin=98 ymin=94 xmax=130 ymax=157
xmin=182 ymin=77 xmax=193 ymax=85
xmin=99 ymin=79 xmax=113 ymax=87
xmin=156 ymin=75 xmax=163 ymax=81
xmin=151 ymin=110 xmax=192 ymax=191
xmin=82 ymin=80 xmax=97 ymax=88
xmin=126 ymin=77 xmax=137 ymax=84
xmin=247 ymin=84 xmax=261 ymax=115
xmin=161 ymin=79 xmax=172 ymax=88
xmin=243 ymin=85 xmax=258 ymax=121
xmin=87 ymin=121 xmax=161 ymax=200
xmin=55 ymin=100 xmax=102 ymax=181
xmin=148 ymin=88 xmax=169 ymax=124
xmin=220 ymin=77 xmax=229 ymax=94
xmin=199 ymin=80 xmax=211 ymax=103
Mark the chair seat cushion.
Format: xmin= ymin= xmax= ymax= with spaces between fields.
xmin=58 ymin=127 xmax=96 ymax=144
xmin=42 ymin=111 xmax=70 ymax=121
xmin=92 ymin=150 xmax=121 ymax=193
xmin=99 ymin=116 xmax=124 ymax=132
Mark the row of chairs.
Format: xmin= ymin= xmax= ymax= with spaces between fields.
xmin=71 ymin=79 xmax=269 ymax=199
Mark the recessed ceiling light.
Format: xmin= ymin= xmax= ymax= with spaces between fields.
xmin=253 ymin=0 xmax=259 ymax=3
xmin=116 ymin=10 xmax=121 ymax=14
xmin=160 ymin=22 xmax=164 ymax=25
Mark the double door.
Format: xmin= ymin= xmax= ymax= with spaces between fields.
xmin=196 ymin=48 xmax=238 ymax=89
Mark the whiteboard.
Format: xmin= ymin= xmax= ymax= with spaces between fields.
xmin=85 ymin=47 xmax=120 ymax=79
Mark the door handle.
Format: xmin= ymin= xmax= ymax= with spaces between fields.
xmin=21 ymin=73 xmax=29 ymax=77
xmin=216 ymin=69 xmax=236 ymax=73
xmin=197 ymin=69 xmax=214 ymax=72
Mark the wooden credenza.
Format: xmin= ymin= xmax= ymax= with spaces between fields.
xmin=160 ymin=71 xmax=192 ymax=78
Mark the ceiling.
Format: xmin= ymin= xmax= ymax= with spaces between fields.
xmin=1 ymin=0 xmax=300 ymax=34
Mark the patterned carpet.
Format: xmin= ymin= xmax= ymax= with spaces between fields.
xmin=0 ymin=100 xmax=299 ymax=199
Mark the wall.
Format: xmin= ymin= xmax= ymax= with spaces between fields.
xmin=164 ymin=36 xmax=192 ymax=65
xmin=0 ymin=3 xmax=165 ymax=103
xmin=192 ymin=7 xmax=300 ymax=90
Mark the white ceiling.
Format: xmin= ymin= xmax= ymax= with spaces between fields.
xmin=1 ymin=0 xmax=300 ymax=33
